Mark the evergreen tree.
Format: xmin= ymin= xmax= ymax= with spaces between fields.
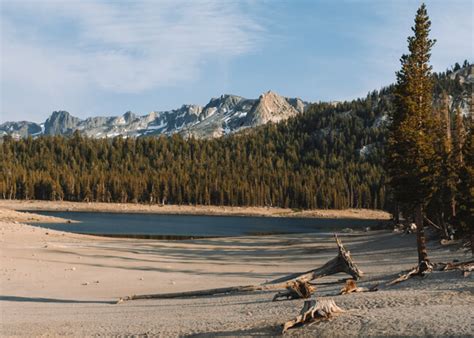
xmin=386 ymin=4 xmax=439 ymax=265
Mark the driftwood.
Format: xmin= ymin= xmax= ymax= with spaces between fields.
xmin=386 ymin=259 xmax=473 ymax=286
xmin=282 ymin=298 xmax=344 ymax=333
xmin=267 ymin=234 xmax=364 ymax=285
xmin=436 ymin=260 xmax=474 ymax=277
xmin=386 ymin=260 xmax=433 ymax=286
xmin=339 ymin=279 xmax=371 ymax=294
xmin=272 ymin=280 xmax=316 ymax=301
xmin=117 ymin=234 xmax=363 ymax=304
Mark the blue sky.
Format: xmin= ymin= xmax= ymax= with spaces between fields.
xmin=1 ymin=0 xmax=472 ymax=123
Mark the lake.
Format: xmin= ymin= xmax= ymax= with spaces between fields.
xmin=29 ymin=211 xmax=383 ymax=239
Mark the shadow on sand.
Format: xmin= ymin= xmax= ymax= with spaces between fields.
xmin=0 ymin=295 xmax=113 ymax=304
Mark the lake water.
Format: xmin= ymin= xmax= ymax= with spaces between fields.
xmin=29 ymin=211 xmax=383 ymax=239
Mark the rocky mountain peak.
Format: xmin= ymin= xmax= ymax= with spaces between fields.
xmin=246 ymin=91 xmax=301 ymax=125
xmin=206 ymin=94 xmax=244 ymax=110
xmin=44 ymin=111 xmax=80 ymax=135
xmin=0 ymin=121 xmax=42 ymax=139
xmin=123 ymin=111 xmax=137 ymax=122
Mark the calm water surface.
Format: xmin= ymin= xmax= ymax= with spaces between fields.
xmin=30 ymin=211 xmax=382 ymax=238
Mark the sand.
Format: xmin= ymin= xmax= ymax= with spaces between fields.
xmin=0 ymin=207 xmax=76 ymax=224
xmin=0 ymin=199 xmax=391 ymax=220
xmin=0 ymin=209 xmax=472 ymax=337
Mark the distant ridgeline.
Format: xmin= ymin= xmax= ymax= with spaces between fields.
xmin=0 ymin=63 xmax=471 ymax=210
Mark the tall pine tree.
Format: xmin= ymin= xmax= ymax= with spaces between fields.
xmin=387 ymin=3 xmax=440 ymax=266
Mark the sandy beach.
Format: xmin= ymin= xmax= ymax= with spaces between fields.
xmin=0 ymin=208 xmax=472 ymax=337
xmin=0 ymin=199 xmax=391 ymax=220
xmin=0 ymin=208 xmax=77 ymax=224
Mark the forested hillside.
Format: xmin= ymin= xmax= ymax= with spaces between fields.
xmin=0 ymin=63 xmax=471 ymax=210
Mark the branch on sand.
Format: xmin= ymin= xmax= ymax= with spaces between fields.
xmin=282 ymin=299 xmax=344 ymax=333
xmin=386 ymin=259 xmax=473 ymax=286
xmin=117 ymin=234 xmax=363 ymax=304
xmin=437 ymin=260 xmax=474 ymax=276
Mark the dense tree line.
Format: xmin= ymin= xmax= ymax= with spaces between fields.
xmin=0 ymin=65 xmax=470 ymax=215
xmin=0 ymin=100 xmax=386 ymax=210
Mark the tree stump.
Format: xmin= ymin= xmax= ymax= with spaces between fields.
xmin=282 ymin=298 xmax=344 ymax=333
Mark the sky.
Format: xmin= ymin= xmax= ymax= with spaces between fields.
xmin=0 ymin=0 xmax=472 ymax=123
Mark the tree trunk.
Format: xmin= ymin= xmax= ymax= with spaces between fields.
xmin=451 ymin=197 xmax=456 ymax=218
xmin=394 ymin=204 xmax=400 ymax=224
xmin=471 ymin=221 xmax=474 ymax=256
xmin=414 ymin=204 xmax=429 ymax=263
xmin=438 ymin=212 xmax=449 ymax=239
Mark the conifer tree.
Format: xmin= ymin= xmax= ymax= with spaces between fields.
xmin=386 ymin=3 xmax=439 ymax=265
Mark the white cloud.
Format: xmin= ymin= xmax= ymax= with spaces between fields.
xmin=0 ymin=0 xmax=264 ymax=121
xmin=1 ymin=0 xmax=471 ymax=122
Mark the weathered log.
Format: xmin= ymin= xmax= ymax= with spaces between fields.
xmin=282 ymin=298 xmax=344 ymax=333
xmin=117 ymin=234 xmax=363 ymax=304
xmin=117 ymin=284 xmax=270 ymax=303
xmin=272 ymin=280 xmax=316 ymax=301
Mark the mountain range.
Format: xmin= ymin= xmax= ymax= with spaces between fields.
xmin=0 ymin=91 xmax=307 ymax=139
xmin=2 ymin=64 xmax=472 ymax=140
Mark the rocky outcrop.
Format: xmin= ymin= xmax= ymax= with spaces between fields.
xmin=246 ymin=91 xmax=301 ymax=125
xmin=0 ymin=121 xmax=42 ymax=138
xmin=44 ymin=111 xmax=80 ymax=135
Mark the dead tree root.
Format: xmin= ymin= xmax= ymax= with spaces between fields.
xmin=282 ymin=298 xmax=344 ymax=333
xmin=386 ymin=259 xmax=473 ymax=286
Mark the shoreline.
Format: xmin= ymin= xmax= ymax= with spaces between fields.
xmin=0 ymin=199 xmax=391 ymax=220
xmin=0 ymin=207 xmax=77 ymax=224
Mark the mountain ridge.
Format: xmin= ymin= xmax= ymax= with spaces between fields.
xmin=2 ymin=63 xmax=471 ymax=140
xmin=1 ymin=91 xmax=308 ymax=139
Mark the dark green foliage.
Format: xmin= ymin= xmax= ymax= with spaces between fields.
xmin=386 ymin=3 xmax=441 ymax=263
xmin=386 ymin=3 xmax=440 ymax=210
